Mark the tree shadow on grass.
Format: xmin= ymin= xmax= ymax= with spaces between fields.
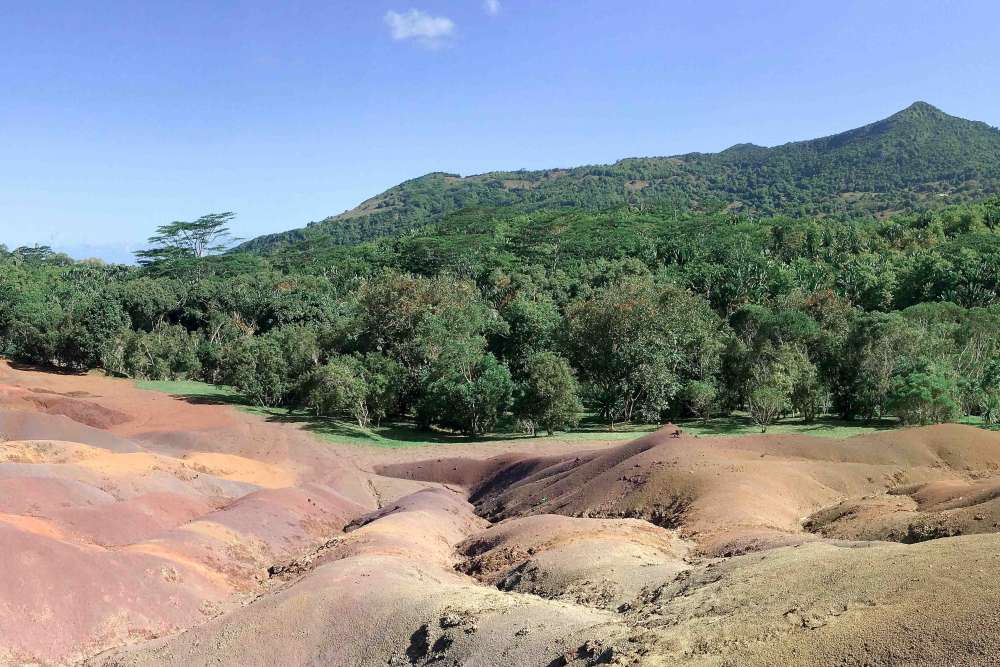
xmin=7 ymin=360 xmax=89 ymax=376
xmin=161 ymin=387 xmax=523 ymax=446
xmin=961 ymin=418 xmax=1000 ymax=432
xmin=146 ymin=386 xmax=915 ymax=447
xmin=790 ymin=417 xmax=900 ymax=436
xmin=266 ymin=412 xmax=524 ymax=446
xmin=165 ymin=392 xmax=250 ymax=407
xmin=567 ymin=414 xmax=656 ymax=435
xmin=677 ymin=416 xmax=755 ymax=435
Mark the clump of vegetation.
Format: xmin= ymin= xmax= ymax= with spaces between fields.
xmin=303 ymin=357 xmax=370 ymax=428
xmin=683 ymin=381 xmax=718 ymax=424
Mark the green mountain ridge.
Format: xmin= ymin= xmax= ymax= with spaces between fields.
xmin=238 ymin=102 xmax=1000 ymax=253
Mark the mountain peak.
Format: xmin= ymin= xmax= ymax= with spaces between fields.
xmin=720 ymin=142 xmax=766 ymax=155
xmin=237 ymin=104 xmax=1000 ymax=253
xmin=892 ymin=100 xmax=947 ymax=119
xmin=904 ymin=100 xmax=940 ymax=111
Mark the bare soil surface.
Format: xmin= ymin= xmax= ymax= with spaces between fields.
xmin=3 ymin=361 xmax=1000 ymax=666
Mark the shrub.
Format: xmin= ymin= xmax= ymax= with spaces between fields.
xmin=105 ymin=324 xmax=202 ymax=380
xmin=748 ymin=384 xmax=787 ymax=433
xmin=888 ymin=361 xmax=961 ymax=425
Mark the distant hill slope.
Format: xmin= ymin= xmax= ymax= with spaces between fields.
xmin=239 ymin=102 xmax=1000 ymax=252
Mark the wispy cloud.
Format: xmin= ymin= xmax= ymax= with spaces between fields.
xmin=483 ymin=0 xmax=501 ymax=16
xmin=384 ymin=9 xmax=455 ymax=48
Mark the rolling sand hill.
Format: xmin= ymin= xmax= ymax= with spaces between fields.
xmin=2 ymin=361 xmax=1000 ymax=666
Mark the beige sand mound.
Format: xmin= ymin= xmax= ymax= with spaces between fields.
xmin=93 ymin=490 xmax=1000 ymax=667
xmin=457 ymin=514 xmax=691 ymax=610
xmin=806 ymin=477 xmax=1000 ymax=543
xmin=624 ymin=535 xmax=1000 ymax=666
xmin=89 ymin=489 xmax=626 ymax=667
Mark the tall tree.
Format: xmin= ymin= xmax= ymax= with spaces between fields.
xmin=136 ymin=212 xmax=239 ymax=266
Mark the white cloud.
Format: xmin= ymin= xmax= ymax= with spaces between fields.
xmin=384 ymin=9 xmax=455 ymax=47
xmin=483 ymin=0 xmax=501 ymax=16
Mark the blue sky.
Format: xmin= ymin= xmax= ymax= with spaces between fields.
xmin=1 ymin=1 xmax=998 ymax=261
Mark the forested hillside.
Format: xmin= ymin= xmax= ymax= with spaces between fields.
xmin=4 ymin=196 xmax=1000 ymax=435
xmin=239 ymin=102 xmax=1000 ymax=251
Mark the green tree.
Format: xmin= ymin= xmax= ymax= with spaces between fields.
xmin=360 ymin=353 xmax=407 ymax=426
xmin=789 ymin=358 xmax=826 ymax=423
xmin=417 ymin=342 xmax=513 ymax=435
xmin=836 ymin=254 xmax=897 ymax=311
xmin=494 ymin=293 xmax=561 ymax=372
xmin=353 ymin=271 xmax=501 ymax=373
xmin=59 ymin=293 xmax=131 ymax=369
xmin=105 ymin=324 xmax=201 ymax=380
xmin=888 ymin=360 xmax=961 ymax=425
xmin=222 ymin=336 xmax=290 ymax=407
xmin=136 ymin=212 xmax=239 ymax=266
xmin=562 ymin=279 xmax=720 ymax=427
xmin=979 ymin=359 xmax=1000 ymax=424
xmin=744 ymin=343 xmax=815 ymax=431
xmin=835 ymin=312 xmax=931 ymax=421
xmin=220 ymin=325 xmax=320 ymax=408
xmin=683 ymin=380 xmax=718 ymax=423
xmin=747 ymin=385 xmax=787 ymax=433
xmin=983 ymin=197 xmax=1000 ymax=230
xmin=513 ymin=352 xmax=583 ymax=435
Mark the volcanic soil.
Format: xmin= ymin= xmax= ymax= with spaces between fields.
xmin=2 ymin=360 xmax=1000 ymax=666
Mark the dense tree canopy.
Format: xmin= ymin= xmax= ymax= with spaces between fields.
xmin=4 ymin=195 xmax=1000 ymax=434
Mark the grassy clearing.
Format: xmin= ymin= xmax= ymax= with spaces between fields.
xmin=958 ymin=415 xmax=1000 ymax=432
xmin=136 ymin=378 xmax=990 ymax=448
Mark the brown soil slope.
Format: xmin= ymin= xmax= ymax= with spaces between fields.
xmin=381 ymin=425 xmax=1000 ymax=555
xmin=5 ymin=361 xmax=1000 ymax=666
